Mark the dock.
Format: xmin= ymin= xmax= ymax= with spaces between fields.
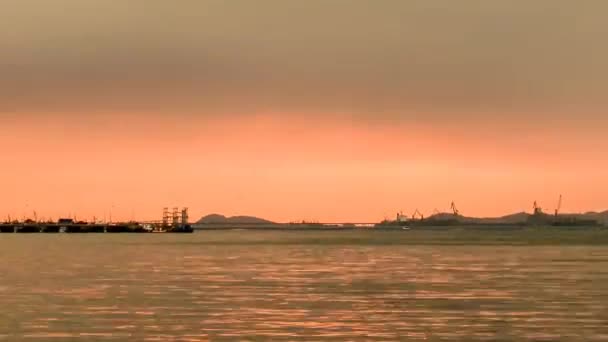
xmin=1 ymin=207 xmax=193 ymax=233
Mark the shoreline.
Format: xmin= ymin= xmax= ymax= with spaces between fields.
xmin=193 ymin=224 xmax=607 ymax=231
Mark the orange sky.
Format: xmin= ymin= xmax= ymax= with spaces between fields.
xmin=2 ymin=1 xmax=607 ymax=222
xmin=2 ymin=113 xmax=607 ymax=222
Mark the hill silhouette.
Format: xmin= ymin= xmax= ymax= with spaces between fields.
xmin=425 ymin=211 xmax=608 ymax=225
xmin=196 ymin=214 xmax=275 ymax=225
xmin=196 ymin=210 xmax=608 ymax=226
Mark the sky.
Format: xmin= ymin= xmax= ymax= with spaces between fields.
xmin=1 ymin=0 xmax=607 ymax=222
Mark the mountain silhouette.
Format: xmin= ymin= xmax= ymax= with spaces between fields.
xmin=196 ymin=214 xmax=275 ymax=225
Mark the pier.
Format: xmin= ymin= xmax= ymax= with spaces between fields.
xmin=0 ymin=208 xmax=193 ymax=233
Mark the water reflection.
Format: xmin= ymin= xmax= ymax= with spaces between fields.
xmin=0 ymin=232 xmax=608 ymax=340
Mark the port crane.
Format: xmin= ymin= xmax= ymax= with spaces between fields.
xmin=411 ymin=209 xmax=424 ymax=221
xmin=533 ymin=201 xmax=543 ymax=215
xmin=450 ymin=201 xmax=460 ymax=216
xmin=554 ymin=195 xmax=562 ymax=217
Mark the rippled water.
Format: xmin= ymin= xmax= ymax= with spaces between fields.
xmin=1 ymin=230 xmax=608 ymax=341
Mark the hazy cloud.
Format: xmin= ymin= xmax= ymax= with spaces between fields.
xmin=1 ymin=0 xmax=607 ymax=119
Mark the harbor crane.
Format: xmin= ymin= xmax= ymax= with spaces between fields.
xmin=533 ymin=201 xmax=543 ymax=215
xmin=554 ymin=194 xmax=562 ymax=217
xmin=411 ymin=209 xmax=424 ymax=221
xmin=450 ymin=201 xmax=460 ymax=216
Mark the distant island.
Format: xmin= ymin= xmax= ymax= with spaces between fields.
xmin=193 ymin=210 xmax=608 ymax=230
xmin=414 ymin=211 xmax=608 ymax=225
xmin=379 ymin=209 xmax=608 ymax=228
xmin=197 ymin=214 xmax=275 ymax=225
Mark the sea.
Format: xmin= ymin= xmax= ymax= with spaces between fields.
xmin=1 ymin=229 xmax=608 ymax=341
